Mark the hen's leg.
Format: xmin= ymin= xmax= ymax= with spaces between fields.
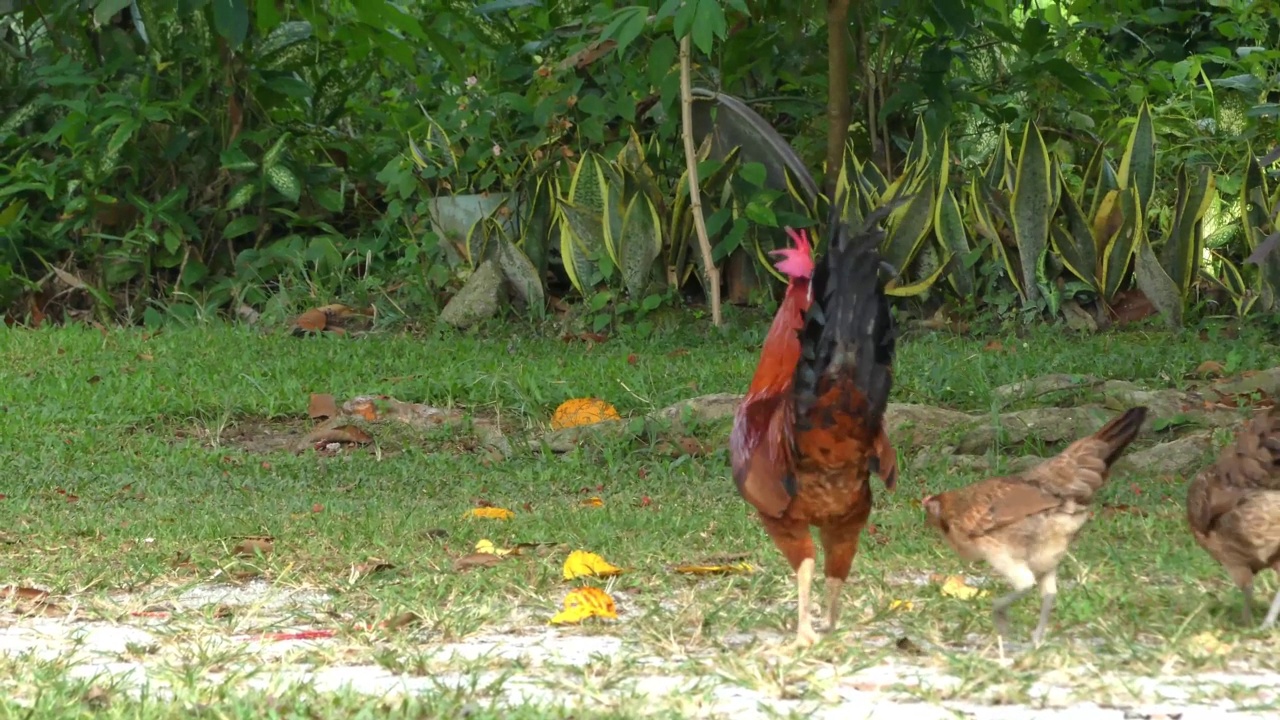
xmin=819 ymin=504 xmax=870 ymax=634
xmin=987 ymin=555 xmax=1037 ymax=642
xmin=1263 ymin=586 xmax=1280 ymax=629
xmin=762 ymin=517 xmax=818 ymax=647
xmin=1030 ymin=570 xmax=1058 ymax=646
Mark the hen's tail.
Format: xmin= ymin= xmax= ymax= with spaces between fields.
xmin=791 ymin=198 xmax=902 ymax=435
xmin=1091 ymin=406 xmax=1149 ymax=468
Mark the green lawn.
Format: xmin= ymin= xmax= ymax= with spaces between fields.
xmin=1 ymin=314 xmax=1278 ymax=718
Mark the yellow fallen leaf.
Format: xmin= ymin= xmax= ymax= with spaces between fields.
xmin=475 ymin=539 xmax=514 ymax=556
xmin=563 ymin=550 xmax=622 ymax=580
xmin=939 ymin=575 xmax=986 ymax=600
xmin=672 ymin=562 xmax=754 ymax=575
xmin=549 ymin=586 xmax=617 ymax=625
xmin=1187 ymin=631 xmax=1231 ymax=656
xmin=464 ymin=507 xmax=514 ymax=520
xmin=580 ymin=496 xmax=604 ymax=508
xmin=889 ymin=599 xmax=914 ymax=611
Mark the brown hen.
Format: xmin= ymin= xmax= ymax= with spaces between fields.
xmin=1186 ymin=406 xmax=1280 ymax=628
xmin=923 ymin=406 xmax=1149 ymax=644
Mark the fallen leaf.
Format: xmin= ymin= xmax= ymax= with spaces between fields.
xmin=939 ymin=575 xmax=986 ymax=600
xmin=308 ymin=393 xmax=340 ymax=420
xmin=87 ymin=375 xmax=101 ymax=384
xmin=563 ymin=550 xmax=622 ymax=580
xmin=381 ymin=612 xmax=419 ymax=630
xmin=304 ymin=425 xmax=374 ymax=448
xmin=627 ymin=353 xmax=638 ymax=365
xmin=550 ymin=398 xmax=621 ymax=430
xmin=231 ymin=538 xmax=274 ymax=557
xmin=349 ymin=560 xmax=395 ymax=581
xmin=475 ymin=539 xmax=514 ymax=556
xmin=667 ymin=348 xmax=689 ymax=358
xmin=1187 ymin=630 xmax=1231 ymax=656
xmin=84 ymin=685 xmax=111 ymax=709
xmin=345 ymin=398 xmax=380 ymax=421
xmin=1192 ymin=360 xmax=1226 ymax=378
xmin=454 ymin=553 xmax=503 ymax=571
xmin=889 ymin=599 xmax=914 ymax=612
xmin=464 ymin=507 xmax=515 ymax=520
xmin=0 ymin=586 xmax=49 ymax=602
xmin=672 ymin=562 xmax=754 ymax=575
xmin=983 ymin=340 xmax=1006 ymax=352
xmin=311 ymin=503 xmax=324 ymax=513
xmin=293 ymin=308 xmax=328 ymax=333
xmin=549 ymin=586 xmax=618 ymax=625
xmin=895 ymin=636 xmax=924 ymax=655
xmin=580 ymin=496 xmax=604 ymax=508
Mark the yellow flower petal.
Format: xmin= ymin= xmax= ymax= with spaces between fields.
xmin=889 ymin=599 xmax=914 ymax=611
xmin=475 ymin=539 xmax=513 ymax=556
xmin=562 ymin=550 xmax=622 ymax=580
xmin=549 ymin=586 xmax=618 ymax=625
xmin=464 ymin=507 xmax=514 ymax=520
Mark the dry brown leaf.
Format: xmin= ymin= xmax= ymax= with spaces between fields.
xmin=1193 ymin=360 xmax=1226 ymax=378
xmin=0 ymin=586 xmax=49 ymax=602
xmin=350 ymin=560 xmax=395 ymax=580
xmin=293 ymin=308 xmax=328 ymax=333
xmin=304 ymin=425 xmax=374 ymax=448
xmin=381 ymin=611 xmax=419 ymax=630
xmin=84 ymin=685 xmax=111 ymax=709
xmin=308 ymin=393 xmax=340 ymax=420
xmin=454 ymin=553 xmax=503 ymax=571
xmin=231 ymin=538 xmax=274 ymax=557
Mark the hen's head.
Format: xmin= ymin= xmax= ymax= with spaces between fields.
xmin=770 ymin=227 xmax=814 ymax=280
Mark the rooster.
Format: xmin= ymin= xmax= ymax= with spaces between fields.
xmin=730 ymin=200 xmax=902 ymax=647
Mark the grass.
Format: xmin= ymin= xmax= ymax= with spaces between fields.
xmin=2 ymin=312 xmax=1279 ymax=718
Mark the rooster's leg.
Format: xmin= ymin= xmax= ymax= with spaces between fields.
xmin=1262 ymin=586 xmax=1280 ymax=629
xmin=763 ymin=518 xmax=819 ymax=647
xmin=1030 ymin=571 xmax=1057 ymax=646
xmin=819 ymin=515 xmax=866 ymax=634
xmin=794 ymin=557 xmax=819 ymax=647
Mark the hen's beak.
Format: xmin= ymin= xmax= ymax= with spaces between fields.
xmin=878 ymin=260 xmax=899 ymax=279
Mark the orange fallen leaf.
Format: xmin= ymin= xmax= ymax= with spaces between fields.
xmin=549 ymin=586 xmax=617 ymax=624
xmin=550 ymin=398 xmax=621 ymax=430
xmin=580 ymin=496 xmax=604 ymax=508
xmin=308 ymin=393 xmax=340 ymax=420
xmin=465 ymin=507 xmax=515 ymax=520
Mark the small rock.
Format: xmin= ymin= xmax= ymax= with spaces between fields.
xmin=439 ymin=260 xmax=508 ymax=329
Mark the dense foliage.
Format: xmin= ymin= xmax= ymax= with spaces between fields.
xmin=0 ymin=0 xmax=1277 ymax=329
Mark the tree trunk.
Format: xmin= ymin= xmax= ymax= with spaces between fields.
xmin=823 ymin=0 xmax=853 ymax=199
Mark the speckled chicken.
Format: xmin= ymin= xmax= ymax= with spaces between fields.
xmin=923 ymin=407 xmax=1149 ymax=644
xmin=1186 ymin=406 xmax=1280 ymax=629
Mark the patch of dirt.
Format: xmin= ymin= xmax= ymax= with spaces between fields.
xmin=1 ymin=580 xmax=1277 ymax=718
